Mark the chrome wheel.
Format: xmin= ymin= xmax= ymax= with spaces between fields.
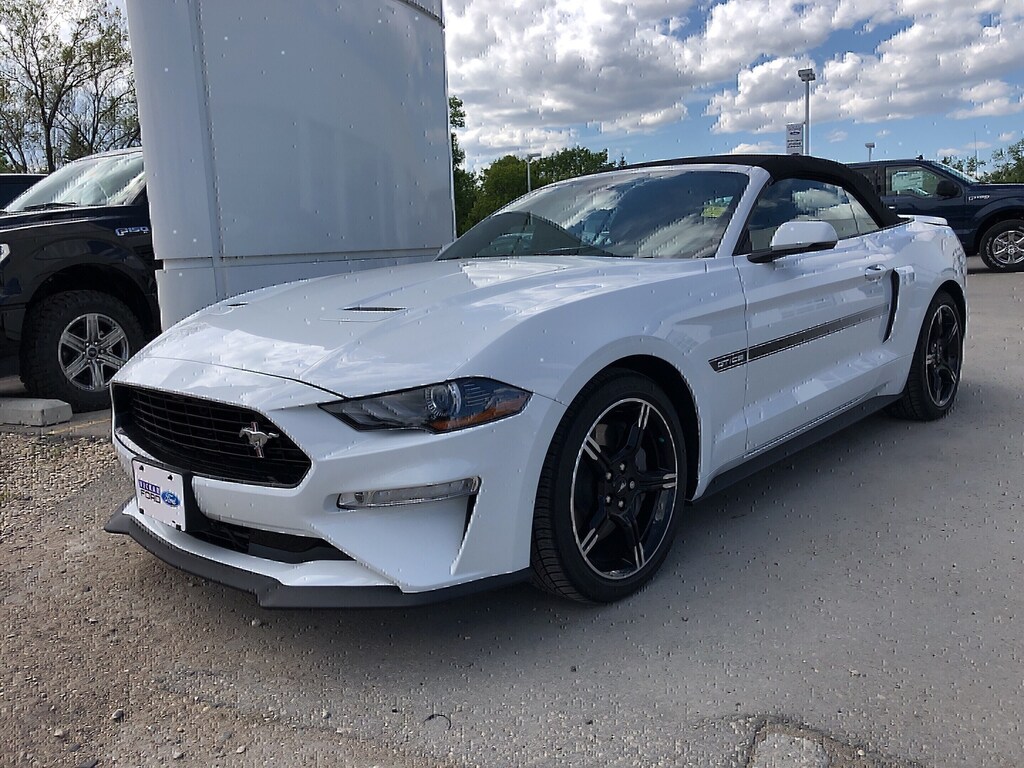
xmin=924 ymin=304 xmax=962 ymax=409
xmin=989 ymin=228 xmax=1024 ymax=266
xmin=570 ymin=397 xmax=679 ymax=580
xmin=58 ymin=312 xmax=131 ymax=392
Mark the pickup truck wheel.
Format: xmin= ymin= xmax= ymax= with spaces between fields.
xmin=979 ymin=219 xmax=1024 ymax=272
xmin=20 ymin=290 xmax=145 ymax=412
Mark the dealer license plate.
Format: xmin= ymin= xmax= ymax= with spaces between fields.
xmin=132 ymin=459 xmax=188 ymax=531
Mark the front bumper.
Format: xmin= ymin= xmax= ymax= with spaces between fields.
xmin=107 ymin=356 xmax=565 ymax=606
xmin=104 ymin=509 xmax=527 ymax=608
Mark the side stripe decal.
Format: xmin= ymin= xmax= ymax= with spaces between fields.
xmin=709 ymin=304 xmax=888 ymax=372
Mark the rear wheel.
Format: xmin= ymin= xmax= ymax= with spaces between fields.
xmin=20 ymin=290 xmax=145 ymax=412
xmin=888 ymin=290 xmax=963 ymax=421
xmin=978 ymin=219 xmax=1024 ymax=272
xmin=531 ymin=371 xmax=686 ymax=602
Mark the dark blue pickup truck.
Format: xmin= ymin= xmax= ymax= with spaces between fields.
xmin=0 ymin=148 xmax=158 ymax=411
xmin=850 ymin=159 xmax=1024 ymax=272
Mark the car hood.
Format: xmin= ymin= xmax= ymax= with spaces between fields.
xmin=969 ymin=183 xmax=1024 ymax=197
xmin=130 ymin=256 xmax=648 ymax=397
xmin=0 ymin=205 xmax=127 ymax=231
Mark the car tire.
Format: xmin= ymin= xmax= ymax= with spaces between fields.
xmin=20 ymin=290 xmax=145 ymax=413
xmin=530 ymin=370 xmax=686 ymax=603
xmin=978 ymin=219 xmax=1024 ymax=272
xmin=887 ymin=290 xmax=963 ymax=422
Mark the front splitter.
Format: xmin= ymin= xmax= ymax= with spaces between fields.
xmin=104 ymin=511 xmax=529 ymax=609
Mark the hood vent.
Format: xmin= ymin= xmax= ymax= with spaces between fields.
xmin=321 ymin=305 xmax=408 ymax=323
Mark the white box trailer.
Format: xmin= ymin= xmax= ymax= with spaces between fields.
xmin=125 ymin=0 xmax=454 ymax=328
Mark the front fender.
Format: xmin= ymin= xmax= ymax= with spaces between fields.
xmin=450 ymin=261 xmax=750 ymax=493
xmin=970 ymin=198 xmax=1024 ymax=250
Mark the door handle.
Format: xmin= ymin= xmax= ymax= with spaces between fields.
xmin=865 ymin=264 xmax=887 ymax=280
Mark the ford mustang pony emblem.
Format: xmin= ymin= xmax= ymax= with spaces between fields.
xmin=239 ymin=422 xmax=279 ymax=458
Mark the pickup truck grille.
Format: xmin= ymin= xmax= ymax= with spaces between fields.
xmin=113 ymin=385 xmax=311 ymax=487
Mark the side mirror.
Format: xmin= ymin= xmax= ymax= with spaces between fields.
xmin=749 ymin=220 xmax=839 ymax=263
xmin=935 ymin=179 xmax=960 ymax=198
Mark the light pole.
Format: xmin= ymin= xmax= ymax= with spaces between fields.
xmin=526 ymin=152 xmax=541 ymax=192
xmin=798 ymin=68 xmax=816 ymax=155
xmin=865 ymin=141 xmax=875 ymax=161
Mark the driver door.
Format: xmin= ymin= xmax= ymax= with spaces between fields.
xmin=733 ymin=178 xmax=895 ymax=454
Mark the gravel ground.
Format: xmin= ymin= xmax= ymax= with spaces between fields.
xmin=0 ymin=436 xmax=119 ymax=541
xmin=1 ymin=433 xmax=445 ymax=767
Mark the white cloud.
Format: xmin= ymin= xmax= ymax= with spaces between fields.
xmin=598 ymin=104 xmax=688 ymax=134
xmin=828 ymin=130 xmax=848 ymax=143
xmin=446 ymin=0 xmax=1024 ymax=165
xmin=447 ymin=0 xmax=703 ymax=163
xmin=998 ymin=131 xmax=1017 ymax=142
xmin=936 ymin=141 xmax=991 ymax=157
xmin=729 ymin=141 xmax=780 ymax=154
xmin=950 ymin=97 xmax=1024 ymax=119
xmin=702 ymin=2 xmax=1024 ymax=134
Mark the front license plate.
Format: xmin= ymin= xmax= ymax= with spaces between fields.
xmin=132 ymin=459 xmax=188 ymax=531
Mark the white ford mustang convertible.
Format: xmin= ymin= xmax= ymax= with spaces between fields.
xmin=106 ymin=155 xmax=967 ymax=607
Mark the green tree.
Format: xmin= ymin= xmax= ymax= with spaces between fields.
xmin=987 ymin=139 xmax=1024 ymax=184
xmin=465 ymin=146 xmax=624 ymax=228
xmin=0 ymin=0 xmax=135 ymax=172
xmin=531 ymin=146 xmax=623 ymax=187
xmin=448 ymin=96 xmax=465 ymax=165
xmin=940 ymin=154 xmax=986 ymax=179
xmin=467 ymin=154 xmax=528 ymax=225
xmin=449 ymin=95 xmax=479 ymax=235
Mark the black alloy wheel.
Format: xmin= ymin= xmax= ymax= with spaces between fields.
xmin=531 ymin=371 xmax=686 ymax=602
xmin=888 ymin=290 xmax=963 ymax=421
xmin=923 ymin=303 xmax=962 ymax=410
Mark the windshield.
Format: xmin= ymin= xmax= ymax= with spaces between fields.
xmin=936 ymin=163 xmax=978 ymax=184
xmin=5 ymin=151 xmax=144 ymax=212
xmin=441 ymin=168 xmax=749 ymax=261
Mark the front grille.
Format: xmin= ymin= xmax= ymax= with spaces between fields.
xmin=114 ymin=385 xmax=311 ymax=487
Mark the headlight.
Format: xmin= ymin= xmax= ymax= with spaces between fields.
xmin=0 ymin=244 xmax=10 ymax=266
xmin=321 ymin=378 xmax=531 ymax=433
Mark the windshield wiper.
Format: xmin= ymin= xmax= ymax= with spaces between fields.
xmin=541 ymin=244 xmax=617 ymax=257
xmin=22 ymin=202 xmax=79 ymax=211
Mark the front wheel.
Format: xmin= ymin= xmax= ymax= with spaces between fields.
xmin=20 ymin=290 xmax=145 ymax=412
xmin=888 ymin=290 xmax=963 ymax=421
xmin=978 ymin=219 xmax=1024 ymax=272
xmin=531 ymin=371 xmax=686 ymax=603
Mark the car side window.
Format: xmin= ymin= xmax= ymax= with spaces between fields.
xmin=740 ymin=178 xmax=880 ymax=253
xmin=886 ymin=166 xmax=945 ymax=198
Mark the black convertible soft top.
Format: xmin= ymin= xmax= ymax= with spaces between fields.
xmin=623 ymin=154 xmax=903 ymax=228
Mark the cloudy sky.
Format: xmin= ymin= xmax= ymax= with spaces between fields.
xmin=444 ymin=0 xmax=1023 ymax=170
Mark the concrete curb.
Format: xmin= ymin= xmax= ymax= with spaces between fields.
xmin=0 ymin=397 xmax=72 ymax=427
